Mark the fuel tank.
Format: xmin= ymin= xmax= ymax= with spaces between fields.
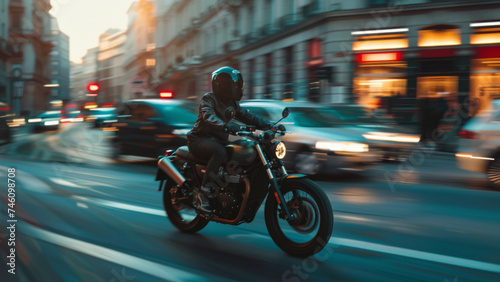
xmin=226 ymin=139 xmax=257 ymax=166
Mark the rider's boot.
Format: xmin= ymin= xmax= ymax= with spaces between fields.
xmin=194 ymin=186 xmax=213 ymax=213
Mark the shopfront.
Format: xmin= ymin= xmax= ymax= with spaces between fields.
xmin=416 ymin=25 xmax=463 ymax=102
xmin=469 ymin=22 xmax=500 ymax=115
xmin=351 ymin=28 xmax=409 ymax=109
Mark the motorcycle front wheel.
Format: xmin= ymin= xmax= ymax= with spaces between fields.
xmin=265 ymin=178 xmax=333 ymax=257
xmin=163 ymin=182 xmax=209 ymax=233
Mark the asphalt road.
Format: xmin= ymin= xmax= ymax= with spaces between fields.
xmin=1 ymin=123 xmax=499 ymax=282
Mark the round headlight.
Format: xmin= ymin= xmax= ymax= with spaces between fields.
xmin=276 ymin=141 xmax=286 ymax=159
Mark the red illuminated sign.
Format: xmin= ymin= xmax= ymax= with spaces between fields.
xmin=357 ymin=52 xmax=403 ymax=63
xmin=87 ymin=83 xmax=100 ymax=92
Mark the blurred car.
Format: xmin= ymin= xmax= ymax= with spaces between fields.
xmin=61 ymin=111 xmax=85 ymax=123
xmin=0 ymin=103 xmax=12 ymax=145
xmin=113 ymin=99 xmax=198 ymax=158
xmin=456 ymin=100 xmax=500 ymax=188
xmin=240 ymin=100 xmax=381 ymax=175
xmin=27 ymin=111 xmax=61 ymax=132
xmin=327 ymin=104 xmax=420 ymax=161
xmin=86 ymin=107 xmax=117 ymax=128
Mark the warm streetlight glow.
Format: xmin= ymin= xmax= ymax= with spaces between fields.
xmin=44 ymin=84 xmax=60 ymax=87
xmin=470 ymin=21 xmax=500 ymax=27
xmin=351 ymin=28 xmax=408 ymax=35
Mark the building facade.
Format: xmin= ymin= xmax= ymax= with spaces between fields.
xmin=0 ymin=0 xmax=9 ymax=105
xmin=7 ymin=0 xmax=53 ymax=116
xmin=155 ymin=0 xmax=500 ymax=121
xmin=49 ymin=16 xmax=70 ymax=102
xmin=97 ymin=29 xmax=126 ymax=104
xmin=123 ymin=0 xmax=157 ymax=101
xmin=69 ymin=47 xmax=99 ymax=103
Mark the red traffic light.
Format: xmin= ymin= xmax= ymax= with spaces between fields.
xmin=160 ymin=91 xmax=173 ymax=98
xmin=87 ymin=83 xmax=100 ymax=92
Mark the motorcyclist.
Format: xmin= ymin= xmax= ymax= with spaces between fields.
xmin=187 ymin=66 xmax=273 ymax=212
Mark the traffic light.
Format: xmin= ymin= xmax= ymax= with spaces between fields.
xmin=160 ymin=91 xmax=173 ymax=98
xmin=86 ymin=82 xmax=100 ymax=96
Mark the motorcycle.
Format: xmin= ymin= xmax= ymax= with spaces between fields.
xmin=155 ymin=107 xmax=334 ymax=257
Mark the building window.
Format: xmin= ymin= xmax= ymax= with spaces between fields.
xmin=146 ymin=59 xmax=156 ymax=66
xmin=263 ymin=53 xmax=273 ymax=99
xmin=308 ymin=38 xmax=322 ymax=59
xmin=353 ymin=51 xmax=407 ymax=109
xmin=470 ymin=45 xmax=500 ymax=115
xmin=353 ymin=33 xmax=409 ymax=51
xmin=470 ymin=26 xmax=500 ymax=45
xmin=283 ymin=46 xmax=294 ymax=101
xmin=418 ymin=25 xmax=461 ymax=47
xmin=10 ymin=13 xmax=22 ymax=29
xmin=248 ymin=58 xmax=255 ymax=99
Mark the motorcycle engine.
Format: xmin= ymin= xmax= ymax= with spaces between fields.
xmin=214 ymin=182 xmax=244 ymax=219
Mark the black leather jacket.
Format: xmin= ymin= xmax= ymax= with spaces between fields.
xmin=187 ymin=92 xmax=272 ymax=142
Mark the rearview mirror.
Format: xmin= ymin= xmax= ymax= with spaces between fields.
xmin=225 ymin=107 xmax=236 ymax=123
xmin=282 ymin=108 xmax=290 ymax=119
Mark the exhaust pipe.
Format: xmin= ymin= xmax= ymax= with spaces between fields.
xmin=158 ymin=157 xmax=186 ymax=186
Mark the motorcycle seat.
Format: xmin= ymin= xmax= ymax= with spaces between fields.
xmin=175 ymin=146 xmax=208 ymax=165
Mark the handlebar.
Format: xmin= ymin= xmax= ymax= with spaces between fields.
xmin=235 ymin=128 xmax=288 ymax=140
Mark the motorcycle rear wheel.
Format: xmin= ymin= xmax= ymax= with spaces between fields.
xmin=163 ymin=182 xmax=209 ymax=233
xmin=265 ymin=178 xmax=334 ymax=257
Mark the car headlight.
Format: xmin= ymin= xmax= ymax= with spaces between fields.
xmin=28 ymin=118 xmax=42 ymax=123
xmin=172 ymin=129 xmax=190 ymax=136
xmin=275 ymin=141 xmax=286 ymax=159
xmin=362 ymin=132 xmax=420 ymax=143
xmin=315 ymin=141 xmax=369 ymax=153
xmin=44 ymin=120 xmax=59 ymax=126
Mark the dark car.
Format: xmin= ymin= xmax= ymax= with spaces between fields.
xmin=240 ymin=100 xmax=380 ymax=175
xmin=113 ymin=99 xmax=198 ymax=158
xmin=327 ymin=104 xmax=420 ymax=161
xmin=87 ymin=107 xmax=117 ymax=128
xmin=0 ymin=103 xmax=12 ymax=145
xmin=27 ymin=111 xmax=61 ymax=132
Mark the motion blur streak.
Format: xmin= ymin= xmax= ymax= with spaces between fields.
xmin=21 ymin=223 xmax=211 ymax=282
xmin=71 ymin=195 xmax=166 ymax=217
xmin=332 ymin=238 xmax=500 ymax=274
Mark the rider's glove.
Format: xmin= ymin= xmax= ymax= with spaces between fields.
xmin=225 ymin=123 xmax=240 ymax=134
xmin=272 ymin=124 xmax=286 ymax=132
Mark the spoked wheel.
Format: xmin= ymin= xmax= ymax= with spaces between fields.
xmin=163 ymin=182 xmax=209 ymax=233
xmin=487 ymin=157 xmax=500 ymax=190
xmin=265 ymin=178 xmax=333 ymax=257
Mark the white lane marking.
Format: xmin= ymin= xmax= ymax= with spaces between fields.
xmin=49 ymin=178 xmax=110 ymax=196
xmin=72 ymin=196 xmax=165 ymax=217
xmin=331 ymin=237 xmax=500 ymax=274
xmin=77 ymin=202 xmax=88 ymax=209
xmin=57 ymin=170 xmax=127 ymax=181
xmin=49 ymin=178 xmax=86 ymax=188
xmin=21 ymin=223 xmax=209 ymax=282
xmin=68 ymin=196 xmax=500 ymax=274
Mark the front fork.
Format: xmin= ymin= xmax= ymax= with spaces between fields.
xmin=255 ymin=144 xmax=296 ymax=222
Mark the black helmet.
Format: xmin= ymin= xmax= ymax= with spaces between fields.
xmin=212 ymin=66 xmax=244 ymax=101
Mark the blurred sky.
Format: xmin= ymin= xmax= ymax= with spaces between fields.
xmin=50 ymin=0 xmax=136 ymax=64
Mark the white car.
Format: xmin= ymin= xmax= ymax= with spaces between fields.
xmin=456 ymin=100 xmax=500 ymax=188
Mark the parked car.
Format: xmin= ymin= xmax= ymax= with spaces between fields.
xmin=27 ymin=111 xmax=61 ymax=132
xmin=61 ymin=110 xmax=85 ymax=123
xmin=456 ymin=99 xmax=500 ymax=189
xmin=327 ymin=104 xmax=420 ymax=161
xmin=113 ymin=99 xmax=198 ymax=158
xmin=240 ymin=100 xmax=381 ymax=175
xmin=0 ymin=103 xmax=12 ymax=145
xmin=86 ymin=107 xmax=117 ymax=128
